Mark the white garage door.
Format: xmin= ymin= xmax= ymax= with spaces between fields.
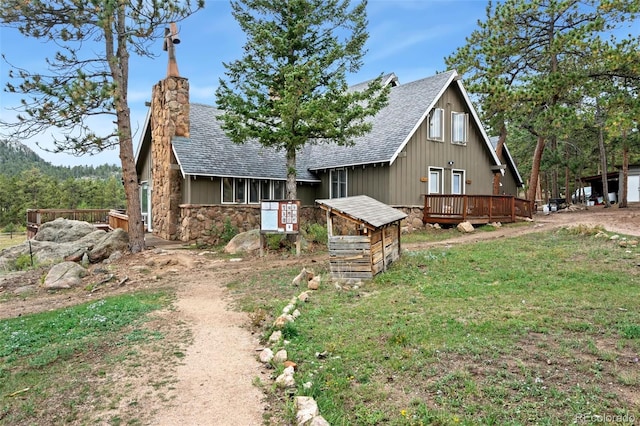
xmin=628 ymin=175 xmax=640 ymax=202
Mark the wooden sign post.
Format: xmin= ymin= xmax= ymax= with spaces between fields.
xmin=260 ymin=200 xmax=301 ymax=256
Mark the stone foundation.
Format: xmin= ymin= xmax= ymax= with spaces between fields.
xmin=176 ymin=204 xmax=426 ymax=245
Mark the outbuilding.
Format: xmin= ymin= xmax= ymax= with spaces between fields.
xmin=316 ymin=196 xmax=407 ymax=281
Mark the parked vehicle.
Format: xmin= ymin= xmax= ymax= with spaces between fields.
xmin=572 ymin=187 xmax=592 ymax=203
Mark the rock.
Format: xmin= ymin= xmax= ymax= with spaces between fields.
xmin=295 ymin=396 xmax=319 ymax=425
xmin=259 ymin=348 xmax=274 ymax=363
xmin=283 ymin=360 xmax=297 ymax=370
xmin=629 ymin=240 xmax=638 ymax=247
xmin=489 ymin=222 xmax=502 ymax=228
xmin=309 ymin=416 xmax=330 ymax=426
xmin=308 ymin=275 xmax=321 ymax=290
xmin=88 ymin=228 xmax=129 ymax=263
xmin=43 ymin=261 xmax=87 ymax=289
xmin=457 ymin=221 xmax=475 ymax=233
xmin=34 ymin=218 xmax=97 ymax=243
xmin=610 ymin=234 xmax=620 ymax=240
xmin=269 ymin=330 xmax=282 ymax=343
xmin=282 ymin=303 xmax=295 ymax=314
xmin=273 ymin=314 xmax=294 ymax=328
xmin=224 ymin=229 xmax=261 ymax=254
xmin=14 ymin=285 xmax=36 ymax=295
xmin=273 ymin=349 xmax=288 ymax=363
xmin=292 ymin=267 xmax=314 ymax=287
xmin=292 ymin=309 xmax=301 ymax=319
xmin=298 ymin=291 xmax=311 ymax=302
xmin=275 ymin=366 xmax=296 ymax=388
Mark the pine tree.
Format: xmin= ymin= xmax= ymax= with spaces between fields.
xmin=1 ymin=0 xmax=203 ymax=252
xmin=216 ymin=0 xmax=389 ymax=200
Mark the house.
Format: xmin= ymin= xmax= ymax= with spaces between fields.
xmin=135 ymin=69 xmax=523 ymax=242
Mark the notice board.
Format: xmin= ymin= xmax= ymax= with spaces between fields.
xmin=260 ymin=200 xmax=300 ymax=233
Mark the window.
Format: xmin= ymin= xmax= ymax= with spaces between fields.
xmin=273 ymin=180 xmax=286 ymax=199
xmin=249 ymin=179 xmax=261 ymax=204
xmin=260 ymin=180 xmax=271 ymax=200
xmin=222 ymin=177 xmax=234 ymax=203
xmin=330 ymin=169 xmax=347 ymax=198
xmin=222 ymin=178 xmax=288 ymax=203
xmin=451 ymin=112 xmax=468 ymax=144
xmin=234 ymin=178 xmax=246 ymax=203
xmin=429 ymin=168 xmax=443 ymax=194
xmin=452 ymin=170 xmax=465 ymax=194
xmin=428 ymin=108 xmax=444 ymax=141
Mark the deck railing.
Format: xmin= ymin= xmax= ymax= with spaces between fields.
xmin=108 ymin=209 xmax=129 ymax=232
xmin=422 ymin=195 xmax=533 ymax=225
xmin=26 ymin=208 xmax=128 ymax=237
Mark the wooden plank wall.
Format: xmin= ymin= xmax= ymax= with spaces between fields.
xmin=329 ymin=223 xmax=401 ymax=280
xmin=329 ymin=235 xmax=373 ymax=280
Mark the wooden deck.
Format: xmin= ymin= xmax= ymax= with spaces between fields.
xmin=422 ymin=195 xmax=533 ymax=225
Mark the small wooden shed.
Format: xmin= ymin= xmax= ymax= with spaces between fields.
xmin=316 ymin=195 xmax=408 ymax=280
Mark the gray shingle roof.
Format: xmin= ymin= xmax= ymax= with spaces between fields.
xmin=172 ymin=104 xmax=319 ymax=181
xmin=316 ymin=195 xmax=407 ymax=228
xmin=171 ymin=71 xmax=458 ymax=179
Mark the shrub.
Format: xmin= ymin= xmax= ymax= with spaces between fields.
xmin=303 ymin=223 xmax=328 ymax=244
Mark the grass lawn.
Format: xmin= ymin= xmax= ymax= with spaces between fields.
xmin=0 ymin=291 xmax=185 ymax=425
xmin=0 ymin=233 xmax=26 ymax=251
xmin=232 ymin=227 xmax=640 ymax=425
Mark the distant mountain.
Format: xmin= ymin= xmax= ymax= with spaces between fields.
xmin=0 ymin=139 xmax=121 ymax=180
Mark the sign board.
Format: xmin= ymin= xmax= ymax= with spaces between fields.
xmin=260 ymin=200 xmax=300 ymax=234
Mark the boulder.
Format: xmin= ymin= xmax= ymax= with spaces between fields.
xmin=224 ymin=229 xmax=261 ymax=254
xmin=34 ymin=218 xmax=97 ymax=243
xmin=88 ymin=228 xmax=129 ymax=263
xmin=259 ymin=348 xmax=274 ymax=363
xmin=295 ymin=396 xmax=319 ymax=425
xmin=43 ymin=261 xmax=87 ymax=289
xmin=457 ymin=221 xmax=475 ymax=233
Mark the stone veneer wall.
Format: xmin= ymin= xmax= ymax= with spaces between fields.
xmin=151 ymin=77 xmax=190 ymax=240
xmin=178 ymin=204 xmax=427 ymax=244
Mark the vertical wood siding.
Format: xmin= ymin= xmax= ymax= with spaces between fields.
xmin=389 ymin=84 xmax=497 ymax=206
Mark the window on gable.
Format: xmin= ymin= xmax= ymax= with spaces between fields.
xmin=330 ymin=169 xmax=347 ymax=198
xmin=452 ymin=112 xmax=468 ymax=144
xmin=428 ymin=108 xmax=444 ymax=141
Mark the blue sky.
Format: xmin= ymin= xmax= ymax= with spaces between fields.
xmin=0 ymin=0 xmax=492 ymax=167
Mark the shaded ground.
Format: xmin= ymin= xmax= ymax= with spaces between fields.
xmin=1 ymin=203 xmax=638 ymax=425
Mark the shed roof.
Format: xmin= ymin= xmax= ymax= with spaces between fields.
xmin=316 ymin=195 xmax=407 ymax=229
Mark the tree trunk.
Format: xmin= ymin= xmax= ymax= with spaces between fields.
xmin=118 ymin=115 xmax=145 ymax=253
xmin=492 ymin=123 xmax=507 ymax=195
xmin=620 ymin=134 xmax=628 ymax=208
xmin=106 ymin=6 xmax=145 ymax=252
xmin=527 ymin=135 xmax=546 ymax=203
xmin=286 ymin=147 xmax=297 ymax=200
xmin=598 ymin=125 xmax=611 ymax=208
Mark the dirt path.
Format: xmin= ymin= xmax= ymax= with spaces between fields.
xmin=151 ymin=259 xmax=267 ymax=426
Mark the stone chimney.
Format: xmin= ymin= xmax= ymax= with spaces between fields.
xmin=149 ymin=23 xmax=189 ymax=240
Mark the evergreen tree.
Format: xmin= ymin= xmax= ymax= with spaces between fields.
xmin=216 ymin=0 xmax=389 ymax=200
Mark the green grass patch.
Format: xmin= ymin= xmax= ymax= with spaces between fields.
xmin=0 ymin=291 xmax=173 ymax=425
xmin=231 ymin=228 xmax=640 ymax=425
